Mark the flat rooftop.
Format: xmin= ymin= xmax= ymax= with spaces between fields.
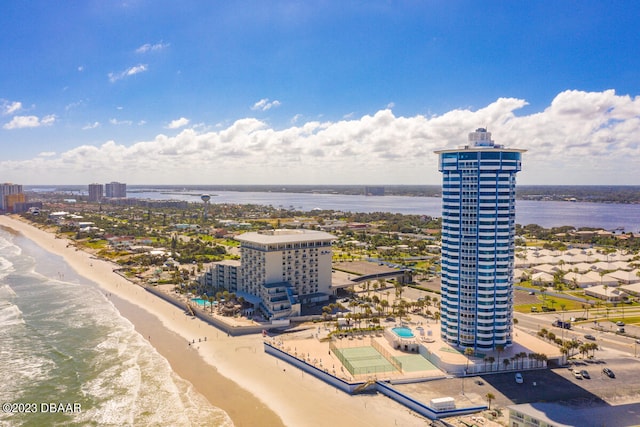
xmin=236 ymin=229 xmax=336 ymax=245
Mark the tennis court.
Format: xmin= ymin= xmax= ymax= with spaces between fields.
xmin=395 ymin=354 xmax=439 ymax=372
xmin=332 ymin=345 xmax=398 ymax=375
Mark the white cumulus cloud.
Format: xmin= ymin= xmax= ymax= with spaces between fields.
xmin=251 ymin=98 xmax=281 ymax=111
xmin=3 ymin=114 xmax=56 ymax=129
xmin=1 ymin=100 xmax=22 ymax=115
xmin=166 ymin=117 xmax=190 ymax=129
xmin=1 ymin=90 xmax=639 ymax=185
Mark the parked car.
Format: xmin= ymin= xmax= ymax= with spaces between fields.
xmin=573 ymin=370 xmax=582 ymax=379
xmin=515 ymin=373 xmax=523 ymax=384
xmin=581 ymin=370 xmax=590 ymax=379
xmin=603 ymin=368 xmax=615 ymax=378
xmin=616 ymin=321 xmax=625 ymax=327
xmin=584 ymin=334 xmax=596 ymax=340
xmin=617 ymin=327 xmax=625 ymax=333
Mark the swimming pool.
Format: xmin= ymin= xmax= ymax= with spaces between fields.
xmin=391 ymin=327 xmax=415 ymax=339
xmin=191 ymin=298 xmax=217 ymax=307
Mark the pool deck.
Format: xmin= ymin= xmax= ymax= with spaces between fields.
xmin=270 ymin=315 xmax=561 ymax=383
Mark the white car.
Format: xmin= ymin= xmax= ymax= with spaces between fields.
xmin=515 ymin=373 xmax=523 ymax=384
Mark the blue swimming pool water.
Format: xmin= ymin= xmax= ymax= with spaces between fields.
xmin=191 ymin=298 xmax=217 ymax=307
xmin=392 ymin=327 xmax=414 ymax=338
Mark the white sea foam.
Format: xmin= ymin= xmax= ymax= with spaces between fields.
xmin=0 ymin=337 xmax=56 ymax=402
xmin=0 ymin=301 xmax=23 ymax=326
xmin=0 ymin=234 xmax=22 ymax=257
xmin=79 ymin=313 xmax=230 ymax=426
xmin=0 ymin=284 xmax=17 ymax=298
xmin=0 ymin=257 xmax=15 ymax=280
xmin=0 ymin=227 xmax=231 ymax=426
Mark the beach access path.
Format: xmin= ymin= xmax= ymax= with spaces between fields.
xmin=0 ymin=215 xmax=427 ymax=427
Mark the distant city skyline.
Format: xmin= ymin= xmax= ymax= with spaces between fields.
xmin=1 ymin=1 xmax=639 ymax=185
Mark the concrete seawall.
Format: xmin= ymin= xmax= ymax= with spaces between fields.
xmin=264 ymin=341 xmax=487 ymax=421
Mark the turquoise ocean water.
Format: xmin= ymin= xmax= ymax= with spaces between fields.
xmin=0 ymin=228 xmax=230 ymax=427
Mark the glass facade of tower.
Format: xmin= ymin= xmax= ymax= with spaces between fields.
xmin=435 ymin=129 xmax=524 ymax=350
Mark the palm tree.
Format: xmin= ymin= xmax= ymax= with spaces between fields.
xmin=485 ymin=356 xmax=495 ymax=372
xmin=537 ymin=353 xmax=548 ymax=367
xmin=496 ymin=344 xmax=505 ymax=369
xmin=380 ymin=299 xmax=389 ymax=315
xmin=588 ymin=342 xmax=599 ymax=358
xmin=485 ymin=393 xmax=495 ymax=410
xmin=208 ymin=295 xmax=214 ymax=314
xmin=503 ymin=358 xmax=510 ymax=371
xmin=519 ymin=352 xmax=528 ymax=369
xmin=394 ymin=280 xmax=403 ymax=300
xmin=464 ymin=347 xmax=475 ymax=375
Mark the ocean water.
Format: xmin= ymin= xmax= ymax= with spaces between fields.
xmin=0 ymin=228 xmax=231 ymax=427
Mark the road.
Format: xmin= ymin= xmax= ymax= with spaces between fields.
xmin=515 ymin=311 xmax=640 ymax=357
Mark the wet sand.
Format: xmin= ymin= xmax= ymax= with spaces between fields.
xmin=112 ymin=293 xmax=284 ymax=427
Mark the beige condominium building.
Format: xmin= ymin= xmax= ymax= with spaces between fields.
xmin=236 ymin=229 xmax=335 ymax=320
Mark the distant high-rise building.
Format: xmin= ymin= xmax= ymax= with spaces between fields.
xmin=365 ymin=186 xmax=385 ymax=196
xmin=88 ymin=183 xmax=104 ymax=202
xmin=0 ymin=183 xmax=24 ymax=211
xmin=435 ymin=128 xmax=525 ymax=350
xmin=105 ymin=182 xmax=127 ymax=198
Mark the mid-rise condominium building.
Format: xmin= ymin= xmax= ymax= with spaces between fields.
xmin=235 ymin=229 xmax=335 ymax=319
xmin=200 ymin=260 xmax=240 ymax=292
xmin=88 ymin=183 xmax=104 ymax=202
xmin=435 ymin=128 xmax=525 ymax=350
xmin=105 ymin=182 xmax=127 ymax=198
xmin=0 ymin=183 xmax=24 ymax=212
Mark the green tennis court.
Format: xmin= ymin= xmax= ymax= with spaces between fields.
xmin=395 ymin=354 xmax=439 ymax=372
xmin=333 ymin=346 xmax=398 ymax=375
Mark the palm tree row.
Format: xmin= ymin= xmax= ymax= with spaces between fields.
xmin=481 ymin=352 xmax=548 ymax=372
xmin=538 ymin=327 xmax=600 ymax=360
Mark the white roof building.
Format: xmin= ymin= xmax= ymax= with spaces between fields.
xmin=606 ymin=269 xmax=640 ymax=285
xmin=563 ymin=271 xmax=617 ymax=288
xmin=531 ymin=272 xmax=554 ymax=285
xmin=531 ymin=264 xmax=560 ymax=275
xmin=567 ymin=262 xmax=595 ymax=273
xmin=585 ymin=284 xmax=628 ymax=302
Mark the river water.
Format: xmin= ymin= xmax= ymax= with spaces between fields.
xmin=128 ymin=189 xmax=640 ymax=233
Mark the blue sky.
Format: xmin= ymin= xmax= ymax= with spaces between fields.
xmin=1 ymin=1 xmax=639 ymax=185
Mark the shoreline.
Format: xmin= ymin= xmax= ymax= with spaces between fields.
xmin=0 ymin=215 xmax=283 ymax=427
xmin=0 ymin=215 xmax=426 ymax=427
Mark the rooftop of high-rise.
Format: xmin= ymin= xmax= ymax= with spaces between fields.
xmin=236 ymin=229 xmax=336 ymax=245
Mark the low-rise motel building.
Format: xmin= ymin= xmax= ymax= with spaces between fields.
xmin=201 ymin=229 xmax=336 ymax=320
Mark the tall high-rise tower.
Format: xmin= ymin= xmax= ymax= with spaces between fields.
xmin=435 ymin=129 xmax=525 ymax=350
xmin=105 ymin=182 xmax=127 ymax=198
xmin=88 ymin=183 xmax=104 ymax=202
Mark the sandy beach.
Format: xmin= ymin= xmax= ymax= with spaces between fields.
xmin=0 ymin=215 xmax=426 ymax=427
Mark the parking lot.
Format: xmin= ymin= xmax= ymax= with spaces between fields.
xmin=395 ymin=356 xmax=640 ymax=411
